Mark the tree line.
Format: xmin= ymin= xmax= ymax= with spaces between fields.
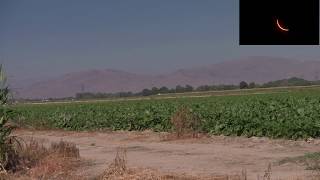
xmin=75 ymin=77 xmax=320 ymax=100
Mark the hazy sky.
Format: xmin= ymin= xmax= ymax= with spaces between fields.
xmin=1 ymin=0 xmax=320 ymax=81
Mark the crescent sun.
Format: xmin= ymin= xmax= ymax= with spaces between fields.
xmin=276 ymin=19 xmax=289 ymax=32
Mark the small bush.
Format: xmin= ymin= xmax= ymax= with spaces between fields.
xmin=26 ymin=140 xmax=81 ymax=179
xmin=0 ymin=139 xmax=81 ymax=179
xmin=101 ymin=147 xmax=127 ymax=179
xmin=19 ymin=138 xmax=48 ymax=169
xmin=170 ymin=106 xmax=201 ymax=138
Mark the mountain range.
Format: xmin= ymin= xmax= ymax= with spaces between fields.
xmin=12 ymin=57 xmax=320 ymax=99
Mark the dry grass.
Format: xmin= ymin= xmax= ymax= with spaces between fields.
xmin=100 ymin=147 xmax=248 ymax=180
xmin=169 ymin=106 xmax=201 ymax=139
xmin=100 ymin=147 xmax=320 ymax=180
xmin=26 ymin=153 xmax=80 ymax=179
xmin=26 ymin=140 xmax=81 ymax=179
xmin=0 ymin=139 xmax=82 ymax=180
xmin=50 ymin=140 xmax=80 ymax=158
xmin=0 ymin=138 xmax=317 ymax=180
xmin=256 ymin=163 xmax=272 ymax=180
xmin=0 ymin=136 xmax=24 ymax=173
xmin=101 ymin=147 xmax=127 ymax=179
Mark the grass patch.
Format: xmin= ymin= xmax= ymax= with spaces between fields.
xmin=0 ymin=139 xmax=82 ymax=180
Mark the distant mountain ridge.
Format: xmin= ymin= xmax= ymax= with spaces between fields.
xmin=14 ymin=57 xmax=320 ymax=99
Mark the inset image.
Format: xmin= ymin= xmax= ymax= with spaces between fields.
xmin=240 ymin=0 xmax=319 ymax=45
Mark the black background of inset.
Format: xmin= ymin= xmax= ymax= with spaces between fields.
xmin=239 ymin=0 xmax=319 ymax=45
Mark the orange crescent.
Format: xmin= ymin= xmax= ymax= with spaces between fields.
xmin=276 ymin=19 xmax=289 ymax=32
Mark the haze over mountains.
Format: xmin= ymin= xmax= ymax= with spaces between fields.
xmin=12 ymin=57 xmax=320 ymax=99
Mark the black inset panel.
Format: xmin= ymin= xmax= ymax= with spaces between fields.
xmin=240 ymin=0 xmax=319 ymax=45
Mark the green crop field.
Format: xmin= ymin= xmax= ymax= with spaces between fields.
xmin=12 ymin=87 xmax=320 ymax=139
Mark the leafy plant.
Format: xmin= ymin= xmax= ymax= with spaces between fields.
xmin=0 ymin=65 xmax=18 ymax=172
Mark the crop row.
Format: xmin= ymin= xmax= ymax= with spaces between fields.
xmin=12 ymin=90 xmax=320 ymax=139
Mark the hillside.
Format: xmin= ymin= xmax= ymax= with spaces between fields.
xmin=15 ymin=57 xmax=320 ymax=99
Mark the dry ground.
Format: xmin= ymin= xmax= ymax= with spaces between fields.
xmin=13 ymin=129 xmax=320 ymax=179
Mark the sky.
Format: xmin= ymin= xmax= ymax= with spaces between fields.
xmin=1 ymin=0 xmax=320 ymax=82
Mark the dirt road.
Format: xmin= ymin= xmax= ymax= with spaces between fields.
xmin=14 ymin=129 xmax=320 ymax=179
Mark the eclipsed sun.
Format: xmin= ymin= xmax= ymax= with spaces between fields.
xmin=276 ymin=19 xmax=289 ymax=32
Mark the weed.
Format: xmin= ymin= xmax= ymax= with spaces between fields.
xmin=102 ymin=147 xmax=127 ymax=179
xmin=50 ymin=140 xmax=80 ymax=158
xmin=263 ymin=163 xmax=272 ymax=180
xmin=170 ymin=106 xmax=201 ymax=138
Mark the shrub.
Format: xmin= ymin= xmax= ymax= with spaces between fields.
xmin=23 ymin=140 xmax=81 ymax=179
xmin=101 ymin=147 xmax=127 ymax=179
xmin=239 ymin=81 xmax=248 ymax=89
xmin=170 ymin=106 xmax=201 ymax=138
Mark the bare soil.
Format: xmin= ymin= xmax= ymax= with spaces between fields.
xmin=14 ymin=129 xmax=320 ymax=179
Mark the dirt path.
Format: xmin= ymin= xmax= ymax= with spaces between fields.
xmin=14 ymin=129 xmax=320 ymax=179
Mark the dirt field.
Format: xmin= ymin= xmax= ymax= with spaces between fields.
xmin=14 ymin=129 xmax=320 ymax=179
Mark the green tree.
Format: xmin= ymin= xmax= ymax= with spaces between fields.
xmin=196 ymin=85 xmax=210 ymax=91
xmin=185 ymin=85 xmax=194 ymax=92
xmin=175 ymin=85 xmax=185 ymax=93
xmin=159 ymin=86 xmax=169 ymax=94
xmin=248 ymin=82 xmax=256 ymax=89
xmin=141 ymin=89 xmax=152 ymax=96
xmin=239 ymin=81 xmax=248 ymax=89
xmin=151 ymin=87 xmax=159 ymax=95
